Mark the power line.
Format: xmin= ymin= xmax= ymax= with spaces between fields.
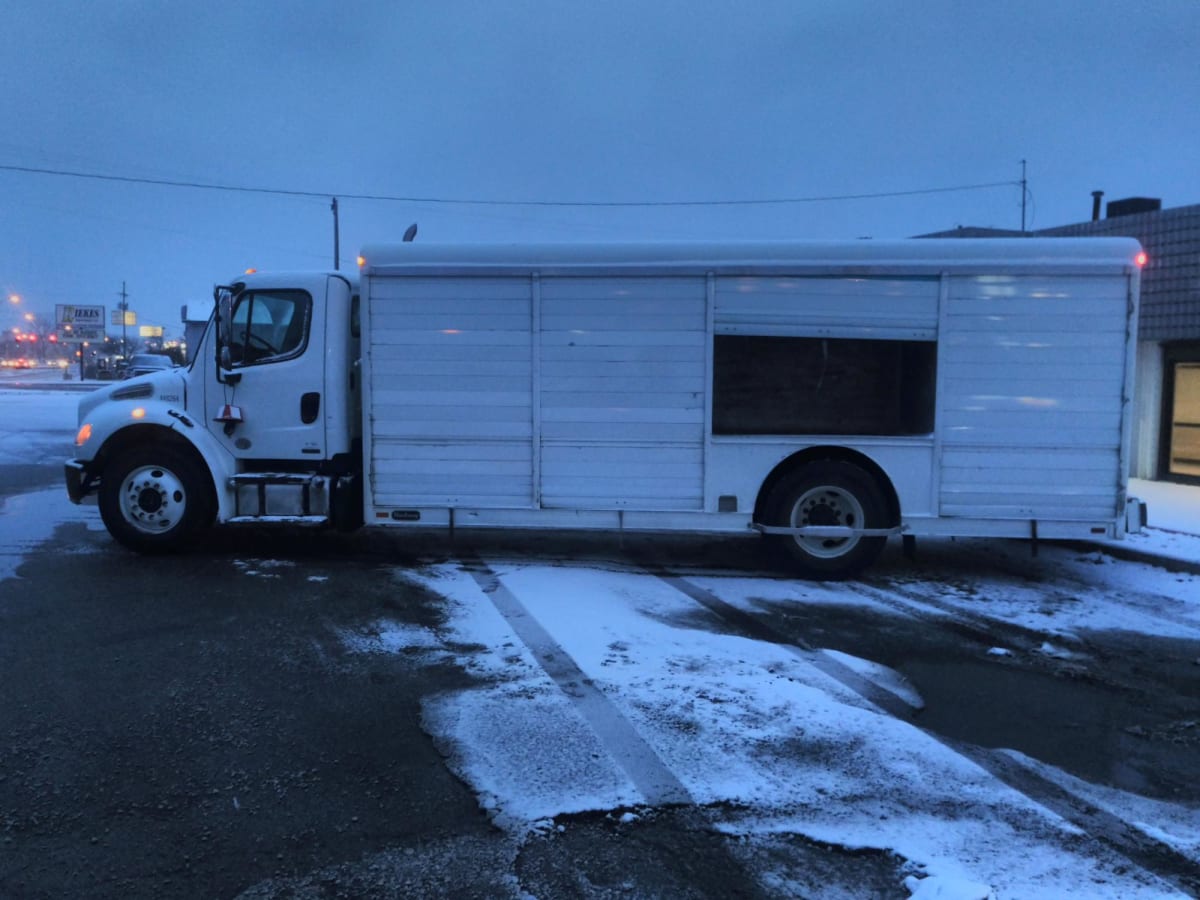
xmin=0 ymin=162 xmax=1019 ymax=209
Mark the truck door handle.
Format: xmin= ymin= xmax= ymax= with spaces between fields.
xmin=300 ymin=392 xmax=320 ymax=424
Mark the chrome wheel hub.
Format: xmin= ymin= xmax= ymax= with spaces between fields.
xmin=790 ymin=485 xmax=865 ymax=558
xmin=119 ymin=464 xmax=186 ymax=533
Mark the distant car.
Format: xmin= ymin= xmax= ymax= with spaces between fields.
xmin=123 ymin=354 xmax=175 ymax=379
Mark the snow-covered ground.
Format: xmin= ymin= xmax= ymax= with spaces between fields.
xmin=325 ymin=553 xmax=1197 ymax=899
xmin=0 ymin=387 xmax=100 ymax=579
xmin=1124 ymin=478 xmax=1200 ymax=564
xmin=4 ymin=382 xmax=1199 ymax=899
xmin=0 ymin=384 xmax=79 ymax=465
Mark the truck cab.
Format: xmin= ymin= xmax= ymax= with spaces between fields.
xmin=65 ymin=272 xmax=361 ymax=551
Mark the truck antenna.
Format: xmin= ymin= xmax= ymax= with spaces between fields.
xmin=1020 ymin=160 xmax=1028 ymax=233
xmin=331 ymin=197 xmax=341 ymax=270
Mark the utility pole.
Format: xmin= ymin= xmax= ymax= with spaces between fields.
xmin=1020 ymin=159 xmax=1028 ymax=233
xmin=331 ymin=197 xmax=340 ymax=271
xmin=118 ymin=281 xmax=129 ymax=360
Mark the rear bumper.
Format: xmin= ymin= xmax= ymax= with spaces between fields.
xmin=65 ymin=459 xmax=96 ymax=504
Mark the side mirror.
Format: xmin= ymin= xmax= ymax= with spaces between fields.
xmin=217 ymin=292 xmax=233 ymax=348
xmin=213 ymin=285 xmax=242 ymax=383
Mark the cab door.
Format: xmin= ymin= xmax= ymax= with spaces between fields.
xmin=208 ymin=282 xmax=327 ymax=461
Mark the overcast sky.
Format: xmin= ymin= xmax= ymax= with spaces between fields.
xmin=3 ymin=0 xmax=1198 ymax=337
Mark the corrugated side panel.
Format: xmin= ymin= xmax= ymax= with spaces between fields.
xmin=368 ymin=277 xmax=534 ymax=507
xmin=939 ymin=275 xmax=1128 ymax=519
xmin=714 ymin=275 xmax=939 ymax=338
xmin=540 ymin=277 xmax=706 ymax=509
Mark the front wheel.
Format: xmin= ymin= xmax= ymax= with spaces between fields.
xmin=98 ymin=445 xmax=213 ymax=553
xmin=763 ymin=461 xmax=890 ymax=578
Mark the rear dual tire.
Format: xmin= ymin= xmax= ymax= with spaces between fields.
xmin=763 ymin=461 xmax=889 ymax=578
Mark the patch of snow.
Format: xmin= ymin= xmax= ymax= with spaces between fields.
xmin=1035 ymin=642 xmax=1077 ymax=660
xmin=232 ymin=558 xmax=296 ymax=578
xmin=394 ymin=565 xmax=543 ymax=681
xmin=903 ymin=873 xmax=993 ymax=899
xmin=394 ymin=560 xmax=1180 ymax=898
xmin=234 ymin=558 xmax=296 ymax=571
xmin=998 ymin=749 xmax=1200 ymax=859
xmin=820 ymin=648 xmax=925 ymax=709
xmin=422 ymin=682 xmax=640 ymax=831
xmin=1088 ymin=479 xmax=1200 ymax=568
xmin=1129 ymin=478 xmax=1200 ymax=538
xmin=339 ymin=620 xmax=442 ymax=656
xmin=0 ymin=389 xmax=78 ymax=464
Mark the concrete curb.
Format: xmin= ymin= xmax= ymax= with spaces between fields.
xmin=1078 ymin=539 xmax=1200 ymax=577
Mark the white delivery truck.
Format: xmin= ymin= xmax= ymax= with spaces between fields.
xmin=66 ymin=238 xmax=1145 ymax=576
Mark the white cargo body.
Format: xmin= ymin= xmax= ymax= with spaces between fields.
xmin=68 ymin=237 xmax=1144 ymax=576
xmin=357 ymin=238 xmax=1142 ymax=570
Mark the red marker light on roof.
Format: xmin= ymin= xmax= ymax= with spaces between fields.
xmin=1135 ymin=252 xmax=1148 ymax=267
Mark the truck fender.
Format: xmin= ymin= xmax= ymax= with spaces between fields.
xmin=82 ymin=403 xmax=239 ymax=523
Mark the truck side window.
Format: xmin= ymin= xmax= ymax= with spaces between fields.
xmin=229 ymin=290 xmax=312 ymax=366
xmin=713 ymin=335 xmax=937 ymax=435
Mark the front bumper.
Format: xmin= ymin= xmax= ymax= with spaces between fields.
xmin=65 ymin=459 xmax=97 ymax=504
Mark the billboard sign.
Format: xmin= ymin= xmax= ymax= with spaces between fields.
xmin=55 ymin=305 xmax=105 ymax=342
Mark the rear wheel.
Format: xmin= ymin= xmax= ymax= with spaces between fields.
xmin=763 ymin=461 xmax=890 ymax=577
xmin=98 ymin=445 xmax=213 ymax=553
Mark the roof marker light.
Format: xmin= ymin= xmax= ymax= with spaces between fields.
xmin=1135 ymin=252 xmax=1148 ymax=267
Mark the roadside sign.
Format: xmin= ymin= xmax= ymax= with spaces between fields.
xmin=56 ymin=304 xmax=104 ymax=326
xmin=55 ymin=305 xmax=105 ymax=342
xmin=55 ymin=326 xmax=104 ymax=343
xmin=112 ymin=310 xmax=136 ymax=326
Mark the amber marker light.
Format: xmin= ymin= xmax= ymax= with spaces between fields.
xmin=75 ymin=423 xmax=92 ymax=446
xmin=244 ymin=268 xmax=257 ymax=275
xmin=131 ymin=408 xmax=147 ymax=420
